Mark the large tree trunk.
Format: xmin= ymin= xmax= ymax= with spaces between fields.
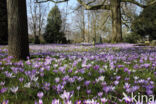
xmin=7 ymin=0 xmax=29 ymax=60
xmin=0 ymin=0 xmax=8 ymax=44
xmin=111 ymin=0 xmax=122 ymax=43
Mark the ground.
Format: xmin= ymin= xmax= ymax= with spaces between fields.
xmin=0 ymin=43 xmax=156 ymax=104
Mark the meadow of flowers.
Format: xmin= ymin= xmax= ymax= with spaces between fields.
xmin=0 ymin=44 xmax=156 ymax=104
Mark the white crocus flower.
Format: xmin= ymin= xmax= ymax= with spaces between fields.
xmin=24 ymin=82 xmax=31 ymax=88
xmin=10 ymin=86 xmax=18 ymax=93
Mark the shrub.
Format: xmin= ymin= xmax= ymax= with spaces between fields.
xmin=123 ymin=33 xmax=142 ymax=43
xmin=34 ymin=36 xmax=40 ymax=44
xmin=150 ymin=40 xmax=156 ymax=46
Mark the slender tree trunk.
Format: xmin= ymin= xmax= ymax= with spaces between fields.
xmin=7 ymin=0 xmax=29 ymax=60
xmin=94 ymin=16 xmax=97 ymax=43
xmin=111 ymin=0 xmax=122 ymax=43
xmin=87 ymin=11 xmax=90 ymax=43
xmin=0 ymin=0 xmax=8 ymax=44
xmin=33 ymin=24 xmax=40 ymax=44
xmin=82 ymin=9 xmax=85 ymax=42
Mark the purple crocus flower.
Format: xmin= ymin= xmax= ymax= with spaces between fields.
xmin=124 ymin=68 xmax=129 ymax=72
xmin=124 ymin=83 xmax=130 ymax=89
xmin=2 ymin=100 xmax=9 ymax=104
xmin=131 ymin=86 xmax=140 ymax=92
xmin=94 ymin=65 xmax=100 ymax=70
xmin=42 ymin=82 xmax=50 ymax=91
xmin=37 ymin=92 xmax=44 ymax=99
xmin=75 ymin=100 xmax=81 ymax=104
xmin=55 ymin=77 xmax=60 ymax=83
xmin=68 ymin=78 xmax=75 ymax=83
xmin=19 ymin=77 xmax=24 ymax=82
xmin=146 ymin=89 xmax=153 ymax=95
xmin=98 ymin=92 xmax=103 ymax=97
xmin=84 ymin=80 xmax=91 ymax=86
xmin=101 ymin=98 xmax=107 ymax=103
xmin=60 ymin=90 xmax=72 ymax=100
xmin=103 ymin=86 xmax=110 ymax=93
xmin=86 ymin=89 xmax=91 ymax=94
xmin=51 ymin=99 xmax=60 ymax=104
xmin=0 ymin=87 xmax=8 ymax=93
xmin=144 ymin=63 xmax=150 ymax=68
xmin=118 ymin=65 xmax=124 ymax=68
xmin=114 ymin=80 xmax=119 ymax=85
xmin=116 ymin=76 xmax=121 ymax=80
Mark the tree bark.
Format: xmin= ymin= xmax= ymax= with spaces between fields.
xmin=111 ymin=0 xmax=122 ymax=43
xmin=82 ymin=9 xmax=85 ymax=42
xmin=87 ymin=11 xmax=90 ymax=43
xmin=7 ymin=0 xmax=29 ymax=60
xmin=93 ymin=14 xmax=97 ymax=43
xmin=0 ymin=0 xmax=8 ymax=44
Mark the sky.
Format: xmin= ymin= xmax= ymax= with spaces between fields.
xmin=37 ymin=0 xmax=142 ymax=22
xmin=27 ymin=0 xmax=143 ymax=34
xmin=40 ymin=0 xmax=78 ymax=25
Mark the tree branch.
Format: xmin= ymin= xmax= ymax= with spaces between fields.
xmin=35 ymin=0 xmax=68 ymax=3
xmin=77 ymin=0 xmax=110 ymax=10
xmin=98 ymin=15 xmax=110 ymax=30
xmin=75 ymin=0 xmax=96 ymax=10
xmin=122 ymin=21 xmax=130 ymax=29
xmin=121 ymin=0 xmax=156 ymax=8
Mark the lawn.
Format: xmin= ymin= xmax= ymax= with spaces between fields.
xmin=0 ymin=44 xmax=156 ymax=104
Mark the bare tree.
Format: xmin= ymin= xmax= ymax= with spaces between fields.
xmin=77 ymin=0 xmax=156 ymax=43
xmin=27 ymin=0 xmax=48 ymax=43
xmin=36 ymin=0 xmax=156 ymax=43
xmin=73 ymin=5 xmax=86 ymax=43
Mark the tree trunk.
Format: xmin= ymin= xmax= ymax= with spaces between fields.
xmin=87 ymin=11 xmax=90 ymax=43
xmin=111 ymin=0 xmax=122 ymax=43
xmin=82 ymin=9 xmax=85 ymax=42
xmin=7 ymin=0 xmax=29 ymax=60
xmin=93 ymin=17 xmax=97 ymax=43
xmin=0 ymin=0 xmax=8 ymax=44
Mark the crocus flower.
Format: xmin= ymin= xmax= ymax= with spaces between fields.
xmin=101 ymin=98 xmax=107 ymax=103
xmin=37 ymin=92 xmax=44 ymax=99
xmin=39 ymin=99 xmax=43 ymax=104
xmin=2 ymin=100 xmax=9 ymax=104
xmin=60 ymin=90 xmax=72 ymax=100
xmin=10 ymin=86 xmax=18 ymax=93
xmin=84 ymin=81 xmax=91 ymax=86
xmin=98 ymin=92 xmax=103 ymax=97
xmin=51 ymin=99 xmax=60 ymax=104
xmin=0 ymin=87 xmax=8 ymax=93
xmin=55 ymin=77 xmax=60 ymax=83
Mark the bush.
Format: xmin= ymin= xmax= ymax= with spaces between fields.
xmin=123 ymin=33 xmax=142 ymax=43
xmin=150 ymin=40 xmax=156 ymax=46
xmin=131 ymin=4 xmax=156 ymax=40
xmin=33 ymin=36 xmax=40 ymax=44
xmin=39 ymin=36 xmax=46 ymax=44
